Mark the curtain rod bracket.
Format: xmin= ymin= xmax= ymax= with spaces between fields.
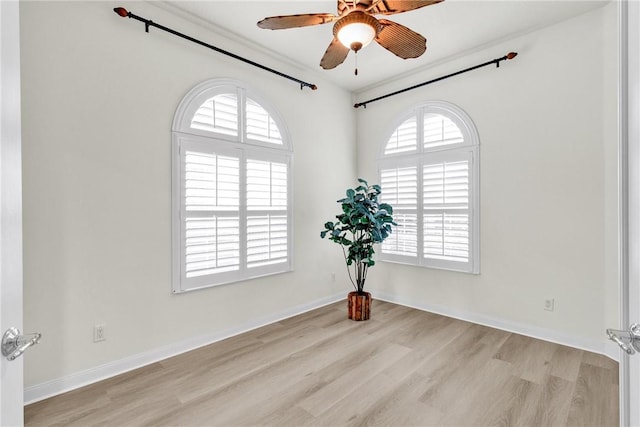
xmin=354 ymin=51 xmax=519 ymax=109
xmin=112 ymin=7 xmax=317 ymax=91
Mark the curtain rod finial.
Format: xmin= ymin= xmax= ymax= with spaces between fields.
xmin=506 ymin=52 xmax=518 ymax=60
xmin=310 ymin=84 xmax=318 ymax=90
xmin=114 ymin=7 xmax=129 ymax=17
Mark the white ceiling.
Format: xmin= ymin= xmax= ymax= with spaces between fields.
xmin=162 ymin=0 xmax=609 ymax=92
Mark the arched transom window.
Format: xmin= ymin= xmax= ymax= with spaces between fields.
xmin=172 ymin=79 xmax=292 ymax=293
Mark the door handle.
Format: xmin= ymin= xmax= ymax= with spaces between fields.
xmin=1 ymin=327 xmax=41 ymax=361
xmin=607 ymin=323 xmax=640 ymax=355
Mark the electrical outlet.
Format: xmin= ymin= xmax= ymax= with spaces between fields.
xmin=544 ymin=299 xmax=555 ymax=312
xmin=331 ymin=272 xmax=336 ymax=282
xmin=93 ymin=324 xmax=106 ymax=342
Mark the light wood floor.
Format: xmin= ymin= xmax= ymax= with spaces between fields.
xmin=25 ymin=301 xmax=619 ymax=427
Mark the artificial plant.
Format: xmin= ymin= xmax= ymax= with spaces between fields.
xmin=320 ymin=178 xmax=396 ymax=294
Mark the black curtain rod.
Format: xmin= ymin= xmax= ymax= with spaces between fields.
xmin=354 ymin=52 xmax=518 ymax=109
xmin=113 ymin=7 xmax=317 ymax=91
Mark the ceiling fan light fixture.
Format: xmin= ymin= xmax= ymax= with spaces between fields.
xmin=334 ymin=12 xmax=380 ymax=52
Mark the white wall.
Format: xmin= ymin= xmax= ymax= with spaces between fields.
xmin=20 ymin=1 xmax=356 ymax=395
xmin=356 ymin=3 xmax=619 ymax=354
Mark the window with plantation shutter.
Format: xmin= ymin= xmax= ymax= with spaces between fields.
xmin=172 ymin=79 xmax=292 ymax=293
xmin=378 ymin=101 xmax=479 ymax=273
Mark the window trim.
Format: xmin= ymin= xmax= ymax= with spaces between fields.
xmin=171 ymin=79 xmax=293 ymax=294
xmin=378 ymin=101 xmax=480 ymax=274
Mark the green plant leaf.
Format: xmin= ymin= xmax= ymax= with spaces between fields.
xmin=379 ymin=203 xmax=393 ymax=214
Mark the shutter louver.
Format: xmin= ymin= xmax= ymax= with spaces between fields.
xmin=385 ymin=116 xmax=417 ymax=155
xmin=185 ymin=216 xmax=240 ymax=277
xmin=247 ymin=215 xmax=288 ymax=268
xmin=382 ymin=213 xmax=418 ymax=256
xmin=381 ymin=166 xmax=418 ymax=257
xmin=423 ymin=160 xmax=470 ymax=263
xmin=246 ymin=159 xmax=287 ymax=210
xmin=424 ymin=114 xmax=464 ymax=149
xmin=191 ymin=94 xmax=238 ymax=136
xmin=246 ymin=159 xmax=288 ymax=268
xmin=184 ymin=149 xmax=240 ymax=278
xmin=246 ymin=98 xmax=283 ymax=145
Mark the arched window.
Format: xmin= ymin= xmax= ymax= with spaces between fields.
xmin=172 ymin=79 xmax=292 ymax=293
xmin=378 ymin=101 xmax=480 ymax=273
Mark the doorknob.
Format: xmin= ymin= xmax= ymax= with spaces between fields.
xmin=607 ymin=323 xmax=640 ymax=355
xmin=1 ymin=327 xmax=41 ymax=361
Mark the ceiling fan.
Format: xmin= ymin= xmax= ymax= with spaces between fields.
xmin=257 ymin=0 xmax=443 ymax=72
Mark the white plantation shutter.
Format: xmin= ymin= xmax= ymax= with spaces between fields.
xmin=378 ymin=102 xmax=479 ymax=273
xmin=185 ymin=216 xmax=240 ymax=277
xmin=423 ymin=114 xmax=464 ymax=149
xmin=380 ymin=166 xmax=418 ymax=257
xmin=247 ymin=215 xmax=287 ymax=268
xmin=246 ymin=159 xmax=288 ymax=268
xmin=173 ymin=80 xmax=292 ymax=293
xmin=246 ymin=98 xmax=283 ymax=145
xmin=181 ymin=144 xmax=241 ymax=286
xmin=423 ymin=154 xmax=471 ymax=265
xmin=246 ymin=159 xmax=287 ymax=209
xmin=385 ymin=116 xmax=418 ymax=155
xmin=191 ymin=94 xmax=238 ymax=136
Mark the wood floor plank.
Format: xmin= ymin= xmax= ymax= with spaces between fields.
xmin=24 ymin=302 xmax=619 ymax=427
xmin=355 ymin=381 xmax=445 ymax=426
xmin=527 ymin=374 xmax=575 ymax=427
xmin=298 ymin=342 xmax=412 ymax=417
xmin=494 ymin=333 xmax=559 ymax=384
xmin=566 ymin=362 xmax=619 ymax=427
xmin=548 ymin=344 xmax=584 ymax=382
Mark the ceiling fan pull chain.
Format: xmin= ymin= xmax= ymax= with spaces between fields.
xmin=355 ymin=51 xmax=358 ymax=76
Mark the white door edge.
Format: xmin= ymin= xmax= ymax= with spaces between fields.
xmin=0 ymin=0 xmax=25 ymax=426
xmin=618 ymin=0 xmax=640 ymax=426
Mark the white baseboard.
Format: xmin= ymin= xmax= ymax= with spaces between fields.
xmin=373 ymin=291 xmax=618 ymax=362
xmin=24 ymin=292 xmax=344 ymax=405
xmin=604 ymin=340 xmax=623 ymax=361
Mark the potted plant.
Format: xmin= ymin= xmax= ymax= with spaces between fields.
xmin=321 ymin=178 xmax=396 ymax=320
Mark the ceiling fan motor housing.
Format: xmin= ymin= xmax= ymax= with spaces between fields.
xmin=333 ymin=11 xmax=381 ymax=52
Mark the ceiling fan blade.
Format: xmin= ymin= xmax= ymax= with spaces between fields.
xmin=369 ymin=0 xmax=443 ymax=15
xmin=320 ymin=38 xmax=350 ymax=70
xmin=375 ymin=19 xmax=426 ymax=59
xmin=257 ymin=13 xmax=338 ymax=30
